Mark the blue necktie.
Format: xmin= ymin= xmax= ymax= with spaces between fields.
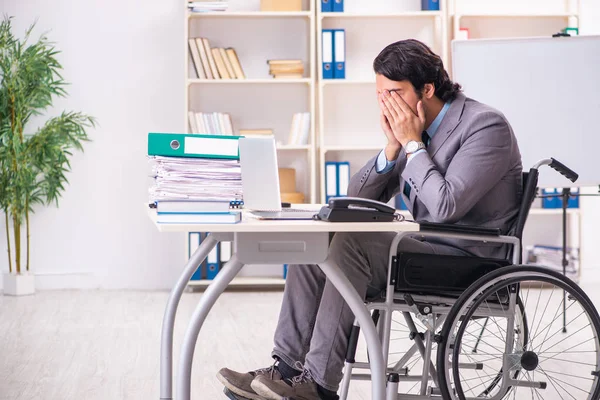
xmin=403 ymin=131 xmax=430 ymax=199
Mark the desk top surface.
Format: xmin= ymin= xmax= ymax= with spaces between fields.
xmin=147 ymin=206 xmax=419 ymax=233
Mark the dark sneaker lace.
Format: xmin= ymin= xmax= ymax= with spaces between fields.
xmin=250 ymin=361 xmax=278 ymax=380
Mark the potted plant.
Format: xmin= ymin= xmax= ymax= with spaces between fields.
xmin=0 ymin=17 xmax=96 ymax=295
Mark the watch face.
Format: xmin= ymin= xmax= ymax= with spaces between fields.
xmin=406 ymin=141 xmax=418 ymax=153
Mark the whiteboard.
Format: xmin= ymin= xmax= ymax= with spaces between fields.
xmin=452 ymin=36 xmax=600 ymax=188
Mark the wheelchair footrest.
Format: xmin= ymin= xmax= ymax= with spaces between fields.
xmin=395 ymin=253 xmax=510 ymax=293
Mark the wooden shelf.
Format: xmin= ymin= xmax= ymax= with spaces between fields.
xmin=320 ymin=11 xmax=442 ymax=19
xmin=188 ymin=78 xmax=312 ymax=85
xmin=187 ymin=277 xmax=286 ymax=290
xmin=320 ymin=79 xmax=375 ymax=86
xmin=277 ymin=145 xmax=311 ymax=151
xmin=188 ymin=11 xmax=312 ymax=18
xmin=457 ymin=13 xmax=575 ymax=18
xmin=322 ymin=145 xmax=384 ymax=152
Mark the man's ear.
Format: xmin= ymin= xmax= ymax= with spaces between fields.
xmin=423 ymin=83 xmax=435 ymax=99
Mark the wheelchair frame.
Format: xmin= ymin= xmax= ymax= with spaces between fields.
xmin=339 ymin=158 xmax=599 ymax=400
xmin=340 ymin=231 xmax=521 ymax=400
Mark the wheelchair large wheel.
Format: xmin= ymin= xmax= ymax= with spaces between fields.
xmin=438 ymin=265 xmax=600 ymax=400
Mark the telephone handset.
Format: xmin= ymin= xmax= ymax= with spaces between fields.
xmin=315 ymin=197 xmax=403 ymax=222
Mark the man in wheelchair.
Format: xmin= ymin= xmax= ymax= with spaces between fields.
xmin=217 ymin=39 xmax=600 ymax=400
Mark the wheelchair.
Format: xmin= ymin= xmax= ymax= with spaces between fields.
xmin=340 ymin=158 xmax=600 ymax=400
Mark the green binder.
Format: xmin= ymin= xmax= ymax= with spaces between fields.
xmin=147 ymin=133 xmax=242 ymax=159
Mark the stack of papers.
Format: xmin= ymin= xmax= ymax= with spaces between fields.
xmin=148 ymin=156 xmax=242 ymax=202
xmin=188 ymin=1 xmax=228 ymax=12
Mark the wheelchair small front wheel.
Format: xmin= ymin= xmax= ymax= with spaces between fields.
xmin=437 ymin=265 xmax=600 ymax=400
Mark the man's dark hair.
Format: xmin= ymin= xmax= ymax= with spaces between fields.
xmin=373 ymin=39 xmax=461 ymax=102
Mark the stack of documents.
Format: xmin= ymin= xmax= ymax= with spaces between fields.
xmin=148 ymin=133 xmax=243 ymax=224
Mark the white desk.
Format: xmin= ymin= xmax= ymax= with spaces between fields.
xmin=149 ymin=208 xmax=419 ymax=400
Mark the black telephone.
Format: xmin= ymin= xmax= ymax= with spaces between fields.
xmin=315 ymin=197 xmax=402 ymax=222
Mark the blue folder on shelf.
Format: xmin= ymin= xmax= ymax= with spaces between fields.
xmin=325 ymin=161 xmax=338 ymax=202
xmin=322 ymin=30 xmax=334 ymax=79
xmin=337 ymin=161 xmax=350 ymax=196
xmin=421 ymin=0 xmax=440 ymax=10
xmin=333 ymin=0 xmax=344 ymax=12
xmin=206 ymin=243 xmax=220 ymax=280
xmin=333 ymin=29 xmax=346 ymax=79
xmin=189 ymin=232 xmax=205 ymax=281
xmin=321 ymin=0 xmax=332 ymax=12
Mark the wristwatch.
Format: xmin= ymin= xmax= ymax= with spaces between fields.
xmin=405 ymin=140 xmax=426 ymax=155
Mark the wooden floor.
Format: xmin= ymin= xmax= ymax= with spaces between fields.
xmin=1 ymin=283 xmax=599 ymax=400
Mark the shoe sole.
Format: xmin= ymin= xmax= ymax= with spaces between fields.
xmin=216 ymin=372 xmax=264 ymax=400
xmin=250 ymin=379 xmax=285 ymax=400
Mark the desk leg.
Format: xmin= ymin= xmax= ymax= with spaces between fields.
xmin=160 ymin=235 xmax=218 ymax=400
xmin=176 ymin=254 xmax=244 ymax=400
xmin=317 ymin=258 xmax=386 ymax=400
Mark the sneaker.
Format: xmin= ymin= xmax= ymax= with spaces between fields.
xmin=217 ymin=362 xmax=283 ymax=400
xmin=251 ymin=368 xmax=323 ymax=400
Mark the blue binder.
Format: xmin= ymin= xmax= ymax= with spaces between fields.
xmin=189 ymin=232 xmax=205 ymax=280
xmin=568 ymin=188 xmax=580 ymax=208
xmin=333 ymin=29 xmax=346 ymax=79
xmin=283 ymin=264 xmax=288 ymax=279
xmin=394 ymin=195 xmax=408 ymax=211
xmin=206 ymin=241 xmax=220 ymax=280
xmin=325 ymin=161 xmax=339 ymax=202
xmin=333 ymin=0 xmax=344 ymax=12
xmin=321 ymin=0 xmax=332 ymax=12
xmin=322 ymin=30 xmax=334 ymax=79
xmin=337 ymin=161 xmax=350 ymax=197
xmin=421 ymin=0 xmax=440 ymax=10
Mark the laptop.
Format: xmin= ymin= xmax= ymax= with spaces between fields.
xmin=238 ymin=137 xmax=318 ymax=220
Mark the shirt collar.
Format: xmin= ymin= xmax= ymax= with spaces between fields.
xmin=425 ymin=100 xmax=451 ymax=138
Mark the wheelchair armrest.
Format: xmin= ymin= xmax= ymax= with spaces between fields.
xmin=419 ymin=221 xmax=502 ymax=237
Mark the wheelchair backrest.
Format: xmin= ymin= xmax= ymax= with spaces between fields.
xmin=512 ymin=169 xmax=539 ymax=242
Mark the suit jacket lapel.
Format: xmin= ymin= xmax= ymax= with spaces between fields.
xmin=428 ymin=93 xmax=467 ymax=159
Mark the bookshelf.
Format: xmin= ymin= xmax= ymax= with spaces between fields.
xmin=184 ymin=0 xmax=316 ymax=288
xmin=316 ymin=0 xmax=449 ymax=203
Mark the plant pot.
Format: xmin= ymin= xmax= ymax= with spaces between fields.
xmin=3 ymin=272 xmax=35 ymax=296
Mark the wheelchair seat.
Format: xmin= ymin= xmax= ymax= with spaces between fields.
xmin=393 ymin=252 xmax=511 ymax=295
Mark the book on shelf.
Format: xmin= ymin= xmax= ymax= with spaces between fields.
xmin=189 ymin=38 xmax=246 ymax=80
xmin=287 ymin=112 xmax=310 ymax=145
xmin=268 ymin=59 xmax=304 ymax=79
xmin=226 ymin=48 xmax=246 ymax=79
xmin=188 ymin=1 xmax=229 ymax=12
xmin=188 ymin=112 xmax=234 ymax=135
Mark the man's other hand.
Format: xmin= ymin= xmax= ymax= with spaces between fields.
xmin=381 ymin=90 xmax=425 ymax=147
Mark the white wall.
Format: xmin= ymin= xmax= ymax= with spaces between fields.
xmin=1 ymin=0 xmax=599 ymax=290
xmin=0 ymin=0 xmax=186 ymax=289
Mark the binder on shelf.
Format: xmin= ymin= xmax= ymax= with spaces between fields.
xmin=321 ymin=0 xmax=332 ymax=12
xmin=283 ymin=264 xmax=288 ymax=279
xmin=333 ymin=0 xmax=343 ymax=12
xmin=206 ymin=243 xmax=220 ymax=280
xmin=394 ymin=195 xmax=408 ymax=211
xmin=421 ymin=0 xmax=440 ymax=11
xmin=148 ymin=133 xmax=241 ymax=159
xmin=325 ymin=161 xmax=338 ymax=202
xmin=568 ymin=188 xmax=580 ymax=208
xmin=219 ymin=241 xmax=232 ymax=267
xmin=322 ymin=30 xmax=334 ymax=79
xmin=337 ymin=161 xmax=350 ymax=196
xmin=189 ymin=232 xmax=205 ymax=281
xmin=541 ymin=188 xmax=580 ymax=209
xmin=333 ymin=29 xmax=346 ymax=79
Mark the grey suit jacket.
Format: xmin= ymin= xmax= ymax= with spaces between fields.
xmin=348 ymin=93 xmax=523 ymax=259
